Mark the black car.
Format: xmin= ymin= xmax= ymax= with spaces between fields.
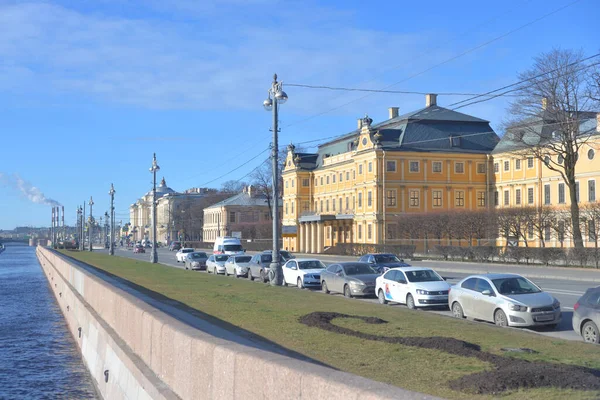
xmin=169 ymin=241 xmax=182 ymax=251
xmin=358 ymin=253 xmax=411 ymax=274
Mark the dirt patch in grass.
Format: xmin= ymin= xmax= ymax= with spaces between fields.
xmin=300 ymin=312 xmax=600 ymax=395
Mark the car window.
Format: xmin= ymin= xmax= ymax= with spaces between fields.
xmin=584 ymin=291 xmax=600 ymax=306
xmin=396 ymin=271 xmax=407 ymax=283
xmin=358 ymin=255 xmax=368 ymax=262
xmin=342 ymin=264 xmax=376 ymax=275
xmin=461 ymin=278 xmax=477 ymax=291
xmin=183 ymin=249 xmax=193 ymax=253
xmin=368 ymin=256 xmax=375 ymax=263
xmin=475 ymin=279 xmax=493 ymax=293
xmin=298 ymin=260 xmax=325 ymax=270
xmin=383 ymin=270 xmax=397 ymax=281
xmin=261 ymin=254 xmax=272 ymax=263
xmin=326 ymin=264 xmax=339 ymax=273
xmin=374 ymin=254 xmax=401 ymax=263
xmin=208 ymin=255 xmax=214 ymax=261
xmin=234 ymin=256 xmax=252 ymax=263
xmin=405 ymin=269 xmax=443 ymax=283
xmin=492 ymin=277 xmax=541 ymax=295
xmin=224 ymin=244 xmax=243 ymax=252
xmin=287 ymin=261 xmax=297 ymax=269
xmin=215 ymin=255 xmax=229 ymax=262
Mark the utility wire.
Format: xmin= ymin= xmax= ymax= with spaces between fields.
xmin=286 ymin=84 xmax=520 ymax=97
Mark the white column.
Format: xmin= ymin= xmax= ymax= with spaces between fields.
xmin=310 ymin=222 xmax=316 ymax=253
xmin=299 ymin=223 xmax=305 ymax=253
xmin=317 ymin=223 xmax=323 ymax=253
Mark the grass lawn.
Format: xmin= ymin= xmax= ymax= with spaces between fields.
xmin=59 ymin=251 xmax=600 ymax=400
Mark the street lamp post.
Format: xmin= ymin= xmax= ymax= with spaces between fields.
xmin=109 ymin=184 xmax=115 ymax=255
xmin=150 ymin=153 xmax=160 ymax=263
xmin=81 ymin=201 xmax=86 ymax=251
xmin=263 ymin=73 xmax=288 ymax=286
xmin=88 ymin=196 xmax=94 ymax=251
xmin=104 ymin=211 xmax=109 ymax=248
xmin=76 ymin=206 xmax=81 ymax=249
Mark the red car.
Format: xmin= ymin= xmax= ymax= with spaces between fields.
xmin=133 ymin=245 xmax=145 ymax=254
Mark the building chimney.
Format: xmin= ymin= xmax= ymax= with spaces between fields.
xmin=542 ymin=97 xmax=548 ymax=110
xmin=597 ymin=113 xmax=600 ymax=132
xmin=247 ymin=185 xmax=253 ymax=197
xmin=425 ymin=94 xmax=437 ymax=107
xmin=388 ymin=107 xmax=399 ymax=119
xmin=357 ymin=118 xmax=363 ymax=130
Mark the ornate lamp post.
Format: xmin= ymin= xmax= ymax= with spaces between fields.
xmin=109 ymin=184 xmax=115 ymax=255
xmin=88 ymin=196 xmax=94 ymax=251
xmin=149 ymin=153 xmax=160 ymax=263
xmin=76 ymin=206 xmax=82 ymax=249
xmin=263 ymin=73 xmax=288 ymax=286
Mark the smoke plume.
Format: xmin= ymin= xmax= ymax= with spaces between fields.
xmin=0 ymin=173 xmax=62 ymax=206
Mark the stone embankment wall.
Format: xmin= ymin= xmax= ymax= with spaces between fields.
xmin=37 ymin=246 xmax=438 ymax=400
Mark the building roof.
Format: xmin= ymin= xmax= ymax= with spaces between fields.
xmin=205 ymin=188 xmax=272 ymax=209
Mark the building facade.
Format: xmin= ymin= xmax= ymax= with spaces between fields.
xmin=281 ymin=94 xmax=500 ymax=253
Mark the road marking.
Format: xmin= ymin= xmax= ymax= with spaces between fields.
xmin=563 ymin=307 xmax=574 ymax=310
xmin=545 ymin=288 xmax=585 ymax=296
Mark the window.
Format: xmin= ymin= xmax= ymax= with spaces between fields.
xmin=504 ymin=160 xmax=509 ymax=171
xmin=590 ymin=220 xmax=597 ymax=241
xmin=455 ymin=162 xmax=464 ymax=174
xmin=504 ymin=190 xmax=509 ymax=206
xmin=576 ymin=181 xmax=580 ymax=203
xmin=292 ymin=180 xmax=294 ymax=187
xmin=515 ymin=188 xmax=521 ymax=205
xmin=338 ymin=198 xmax=342 ymax=212
xmin=558 ymin=154 xmax=564 ymax=164
xmin=368 ymin=162 xmax=372 ymax=172
xmin=291 ymin=202 xmax=294 ymax=213
xmin=558 ymin=183 xmax=565 ymax=204
xmin=477 ymin=191 xmax=486 ymax=207
xmin=494 ymin=162 xmax=499 ymax=173
xmin=589 ymin=149 xmax=595 ymax=160
xmin=302 ymin=178 xmax=309 ymax=187
xmin=528 ymin=187 xmax=534 ymax=204
xmin=544 ymin=156 xmax=550 ymax=166
xmin=358 ymin=225 xmax=362 ymax=239
xmin=229 ymin=212 xmax=236 ymax=223
xmin=285 ymin=203 xmax=288 ymax=215
xmin=367 ymin=224 xmax=372 ymax=240
xmin=285 ymin=181 xmax=288 ymax=188
xmin=528 ymin=222 xmax=533 ymax=238
xmin=314 ymin=178 xmax=318 ymax=186
xmin=433 ymin=190 xmax=442 ymax=207
xmin=544 ymin=184 xmax=551 ymax=205
xmin=494 ymin=191 xmax=499 ymax=206
xmin=320 ymin=177 xmax=323 ymax=185
xmin=386 ymin=160 xmax=396 ymax=172
xmin=358 ymin=164 xmax=363 ymax=174
xmin=326 ymin=199 xmax=330 ymax=212
xmin=590 ymin=180 xmax=596 ymax=202
xmin=432 ymin=161 xmax=442 ymax=173
xmin=353 ymin=170 xmax=356 ymax=179
xmin=544 ymin=225 xmax=551 ymax=241
xmin=346 ymin=171 xmax=350 ymax=181
xmin=326 ymin=176 xmax=329 ymax=185
xmin=409 ymin=190 xmax=420 ymax=207
xmin=528 ymin=157 xmax=534 ymax=168
xmin=386 ymin=190 xmax=397 ymax=207
xmin=515 ymin=159 xmax=521 ymax=170
xmin=358 ymin=193 xmax=362 ymax=208
xmin=476 ymin=163 xmax=485 ymax=174
xmin=339 ymin=173 xmax=343 ymax=182
xmin=409 ymin=161 xmax=419 ymax=173
xmin=303 ymin=202 xmax=309 ymax=211
xmin=367 ymin=191 xmax=372 ymax=207
xmin=346 ymin=197 xmax=349 ymax=210
xmin=455 ymin=190 xmax=465 ymax=207
xmin=332 ymin=174 xmax=336 ymax=183
xmin=320 ymin=200 xmax=323 ymax=212
xmin=450 ymin=136 xmax=461 ymax=147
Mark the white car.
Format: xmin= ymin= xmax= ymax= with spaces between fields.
xmin=224 ymin=255 xmax=252 ymax=277
xmin=282 ymin=259 xmax=326 ymax=289
xmin=375 ymin=267 xmax=450 ymax=309
xmin=175 ymin=248 xmax=195 ymax=262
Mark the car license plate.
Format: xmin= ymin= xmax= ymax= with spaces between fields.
xmin=535 ymin=314 xmax=554 ymax=322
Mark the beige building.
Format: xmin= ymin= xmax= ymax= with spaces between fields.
xmin=203 ymin=186 xmax=280 ymax=242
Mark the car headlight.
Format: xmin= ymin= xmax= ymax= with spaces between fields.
xmin=349 ymin=281 xmax=365 ymax=288
xmin=416 ymin=289 xmax=430 ymax=295
xmin=553 ymin=299 xmax=561 ymax=309
xmin=508 ymin=303 xmax=527 ymax=312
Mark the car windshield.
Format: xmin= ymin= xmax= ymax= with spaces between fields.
xmin=224 ymin=244 xmax=243 ymax=252
xmin=234 ymin=256 xmax=252 ymax=263
xmin=374 ymin=254 xmax=401 ymax=263
xmin=298 ymin=260 xmax=325 ymax=270
xmin=492 ymin=277 xmax=541 ymax=295
xmin=182 ymin=249 xmax=193 ymax=253
xmin=261 ymin=254 xmax=273 ymax=263
xmin=190 ymin=252 xmax=206 ymax=259
xmin=405 ymin=269 xmax=443 ymax=282
xmin=215 ymin=255 xmax=229 ymax=261
xmin=280 ymin=251 xmax=294 ymax=260
xmin=343 ymin=264 xmax=376 ymax=275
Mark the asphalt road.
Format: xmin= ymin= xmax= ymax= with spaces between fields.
xmin=104 ymin=246 xmax=595 ymax=342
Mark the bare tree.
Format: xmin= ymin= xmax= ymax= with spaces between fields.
xmin=524 ymin=206 xmax=554 ymax=247
xmin=581 ymin=202 xmax=600 ymax=268
xmin=220 ymin=180 xmax=247 ymax=193
xmin=497 ymin=208 xmax=530 ymax=247
xmin=506 ymin=49 xmax=598 ymax=248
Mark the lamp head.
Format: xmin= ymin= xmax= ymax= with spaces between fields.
xmin=109 ymin=183 xmax=115 ymax=195
xmin=275 ymin=90 xmax=288 ymax=104
xmin=263 ymin=97 xmax=273 ymax=111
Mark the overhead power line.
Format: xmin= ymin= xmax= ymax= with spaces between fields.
xmin=286 ymin=84 xmax=520 ymax=97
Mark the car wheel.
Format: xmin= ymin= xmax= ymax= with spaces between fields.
xmin=260 ymin=270 xmax=267 ymax=283
xmin=494 ymin=309 xmax=508 ymax=327
xmin=378 ymin=289 xmax=387 ymax=305
xmin=322 ymin=281 xmax=330 ymax=294
xmin=234 ymin=271 xmax=239 ymax=278
xmin=297 ymin=278 xmax=303 ymax=289
xmin=248 ymin=271 xmax=254 ymax=281
xmin=225 ymin=269 xmax=230 ymax=277
xmin=344 ymin=285 xmax=352 ymax=298
xmin=582 ymin=321 xmax=600 ymax=344
xmin=185 ymin=264 xmax=188 ymax=270
xmin=452 ymin=302 xmax=464 ymax=319
xmin=406 ymin=294 xmax=416 ymax=310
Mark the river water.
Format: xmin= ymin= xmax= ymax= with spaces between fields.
xmin=0 ymin=244 xmax=98 ymax=399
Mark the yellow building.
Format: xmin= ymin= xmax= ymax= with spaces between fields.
xmin=492 ymin=109 xmax=600 ymax=247
xmin=282 ymin=94 xmax=500 ymax=253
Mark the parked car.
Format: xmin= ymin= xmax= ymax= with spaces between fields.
xmin=133 ymin=245 xmax=145 ymax=254
xmin=176 ymin=248 xmax=195 ymax=262
xmin=213 ymin=236 xmax=245 ymax=255
xmin=320 ymin=262 xmax=379 ymax=298
xmin=572 ymin=286 xmax=600 ymax=344
xmin=169 ymin=241 xmax=182 ymax=251
xmin=206 ymin=254 xmax=230 ymax=275
xmin=375 ymin=267 xmax=450 ymax=309
xmin=184 ymin=252 xmax=208 ymax=271
xmin=224 ymin=255 xmax=252 ymax=278
xmin=282 ymin=259 xmax=326 ymax=289
xmin=449 ymin=273 xmax=561 ymax=328
xmin=276 ymin=250 xmax=295 ymax=262
xmin=358 ymin=253 xmax=411 ymax=273
xmin=248 ymin=252 xmax=274 ymax=282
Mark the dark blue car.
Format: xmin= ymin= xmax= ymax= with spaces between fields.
xmin=358 ymin=253 xmax=411 ymax=274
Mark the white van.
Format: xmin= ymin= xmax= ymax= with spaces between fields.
xmin=213 ymin=236 xmax=245 ymax=255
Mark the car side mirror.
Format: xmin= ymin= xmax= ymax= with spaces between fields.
xmin=336 ymin=271 xmax=343 ymax=276
xmin=291 ymin=266 xmax=297 ymax=270
xmin=398 ymin=280 xmax=407 ymax=284
xmin=482 ymin=289 xmax=494 ymax=296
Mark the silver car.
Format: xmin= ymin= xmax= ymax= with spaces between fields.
xmin=449 ymin=273 xmax=561 ymax=328
xmin=572 ymin=286 xmax=600 ymax=344
xmin=320 ymin=262 xmax=379 ymax=298
xmin=184 ymin=252 xmax=208 ymax=271
xmin=207 ymin=254 xmax=229 ymax=275
xmin=224 ymin=255 xmax=252 ymax=278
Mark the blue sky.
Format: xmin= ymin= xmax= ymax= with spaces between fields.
xmin=0 ymin=0 xmax=598 ymax=229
